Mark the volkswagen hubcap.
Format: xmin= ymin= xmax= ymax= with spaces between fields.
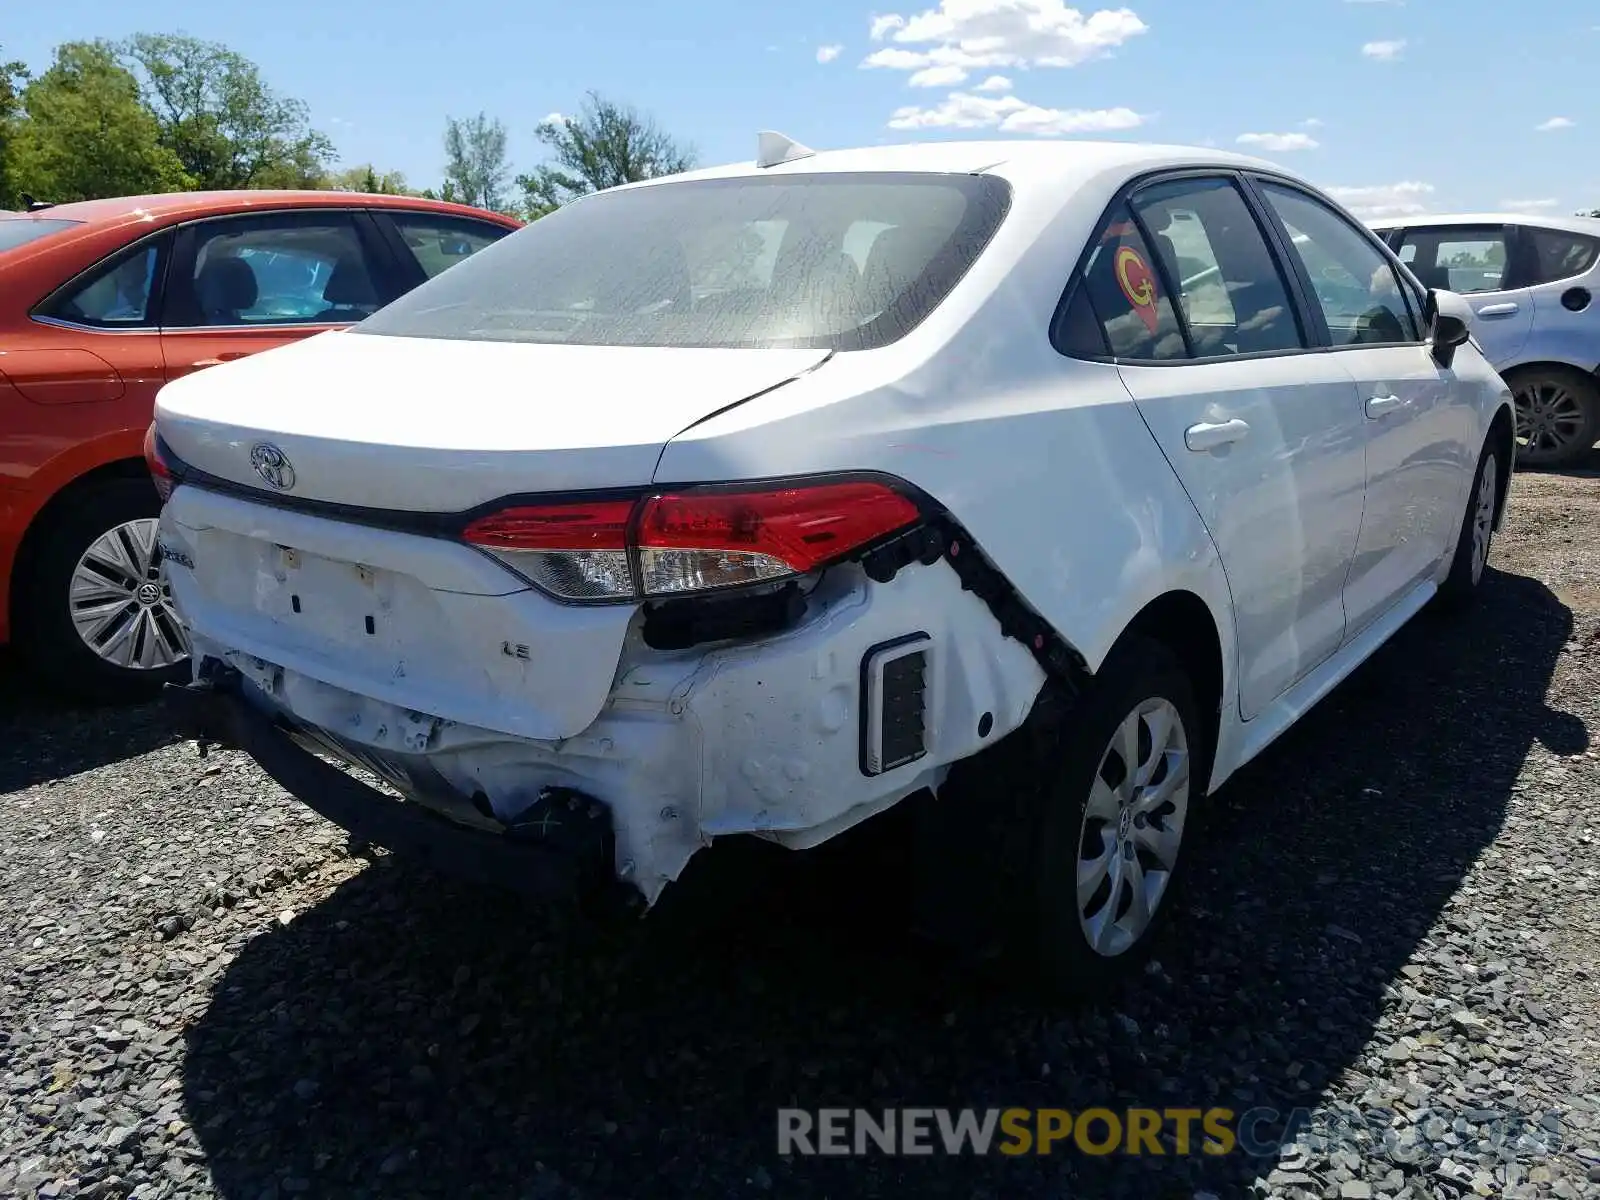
xmin=1076 ymin=697 xmax=1191 ymax=958
xmin=69 ymin=518 xmax=190 ymax=670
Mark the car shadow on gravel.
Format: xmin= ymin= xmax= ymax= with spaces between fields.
xmin=0 ymin=654 xmax=177 ymax=794
xmin=182 ymin=566 xmax=1584 ymax=1200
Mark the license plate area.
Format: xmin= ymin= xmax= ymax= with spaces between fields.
xmin=257 ymin=544 xmax=405 ymax=646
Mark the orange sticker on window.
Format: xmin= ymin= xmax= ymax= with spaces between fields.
xmin=1115 ymin=246 xmax=1160 ymax=334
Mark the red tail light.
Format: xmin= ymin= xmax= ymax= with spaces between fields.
xmin=462 ymin=480 xmax=921 ymax=602
xmin=144 ymin=422 xmax=174 ymax=502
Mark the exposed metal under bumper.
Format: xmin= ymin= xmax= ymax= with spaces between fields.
xmin=162 ymin=668 xmax=624 ymax=906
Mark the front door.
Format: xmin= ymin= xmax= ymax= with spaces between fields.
xmin=1080 ymin=176 xmax=1368 ymax=720
xmin=1256 ymin=181 xmax=1467 ymax=633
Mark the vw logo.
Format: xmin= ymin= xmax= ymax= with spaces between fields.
xmin=249 ymin=442 xmax=295 ymax=491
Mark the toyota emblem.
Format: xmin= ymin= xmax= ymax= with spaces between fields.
xmin=249 ymin=442 xmax=296 ymax=491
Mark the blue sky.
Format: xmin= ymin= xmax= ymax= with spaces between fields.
xmin=8 ymin=0 xmax=1597 ymax=217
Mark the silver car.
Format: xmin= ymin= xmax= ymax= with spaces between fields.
xmin=1371 ymin=213 xmax=1600 ymax=466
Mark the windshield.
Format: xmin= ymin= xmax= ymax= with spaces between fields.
xmin=354 ymin=172 xmax=1012 ymax=351
xmin=0 ymin=218 xmax=84 ymax=254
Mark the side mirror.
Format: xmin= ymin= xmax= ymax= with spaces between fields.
xmin=1425 ymin=288 xmax=1472 ymax=370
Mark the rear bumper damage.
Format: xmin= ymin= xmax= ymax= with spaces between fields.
xmin=164 ymin=665 xmax=620 ymax=905
xmin=166 ymin=553 xmax=1049 ymax=907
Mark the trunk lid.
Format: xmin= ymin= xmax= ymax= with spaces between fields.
xmin=154 ymin=330 xmax=831 ymax=512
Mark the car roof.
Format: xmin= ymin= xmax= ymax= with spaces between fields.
xmin=617 ymin=138 xmax=1287 ymax=192
xmin=5 ymin=190 xmax=520 ymax=228
xmin=1368 ymin=211 xmax=1600 ymax=235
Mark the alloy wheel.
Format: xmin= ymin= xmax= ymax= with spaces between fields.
xmin=1075 ymin=697 xmax=1191 ymax=957
xmin=69 ymin=518 xmax=190 ymax=670
xmin=1514 ymin=380 xmax=1588 ymax=462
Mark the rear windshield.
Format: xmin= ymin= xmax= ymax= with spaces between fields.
xmin=0 ymin=218 xmax=84 ymax=254
xmin=354 ymin=172 xmax=1012 ymax=351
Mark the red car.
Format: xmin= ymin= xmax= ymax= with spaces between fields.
xmin=0 ymin=190 xmax=521 ymax=699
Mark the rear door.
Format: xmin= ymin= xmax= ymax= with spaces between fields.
xmin=158 ymin=209 xmax=406 ymax=383
xmin=1390 ymin=223 xmax=1532 ymax=369
xmin=1518 ymin=221 xmax=1600 ymax=357
xmin=1253 ymin=179 xmax=1467 ymax=634
xmin=1073 ymin=174 xmax=1368 ymax=721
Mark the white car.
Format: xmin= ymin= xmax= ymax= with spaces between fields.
xmin=1369 ymin=213 xmax=1600 ymax=467
xmin=149 ymin=135 xmax=1513 ymax=992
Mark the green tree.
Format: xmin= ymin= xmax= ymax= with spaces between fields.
xmin=326 ymin=163 xmax=412 ymax=194
xmin=442 ymin=112 xmax=509 ymax=211
xmin=9 ymin=41 xmax=190 ymax=203
xmin=517 ymin=93 xmax=695 ymax=215
xmin=0 ymin=48 xmax=28 ymax=208
xmin=120 ymin=33 xmax=334 ymax=189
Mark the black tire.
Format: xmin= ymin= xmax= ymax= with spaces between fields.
xmin=13 ymin=477 xmax=190 ymax=704
xmin=1027 ymin=635 xmax=1208 ymax=997
xmin=1435 ymin=435 xmax=1507 ymax=612
xmin=1507 ymin=365 xmax=1600 ymax=468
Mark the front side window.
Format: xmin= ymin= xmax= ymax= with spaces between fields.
xmin=168 ymin=214 xmax=385 ymax=327
xmin=354 ymin=172 xmax=1012 ymax=351
xmin=41 ymin=239 xmax=165 ymax=328
xmin=1392 ymin=225 xmax=1510 ymax=296
xmin=1132 ymin=178 xmax=1304 ymax=357
xmin=1259 ymin=182 xmax=1420 ymax=346
xmin=1525 ymin=226 xmax=1600 ymax=286
xmin=390 ymin=214 xmax=509 ymax=280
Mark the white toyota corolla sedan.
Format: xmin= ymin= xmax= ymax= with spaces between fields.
xmin=148 ymin=135 xmax=1513 ymax=992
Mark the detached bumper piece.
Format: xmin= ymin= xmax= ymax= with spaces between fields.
xmin=163 ymin=666 xmax=624 ymax=907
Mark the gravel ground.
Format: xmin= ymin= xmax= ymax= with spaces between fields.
xmin=3 ymin=452 xmax=1599 ymax=1200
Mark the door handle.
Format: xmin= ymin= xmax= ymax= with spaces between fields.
xmin=1365 ymin=395 xmax=1404 ymax=418
xmin=1474 ymin=303 xmax=1519 ymax=318
xmin=189 ymin=352 xmax=248 ymax=369
xmin=1184 ymin=418 xmax=1250 ymax=451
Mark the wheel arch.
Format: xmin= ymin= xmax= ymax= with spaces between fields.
xmin=1108 ymin=589 xmax=1226 ymax=792
xmin=1487 ymin=402 xmax=1515 ymax=526
xmin=8 ymin=456 xmax=155 ymax=633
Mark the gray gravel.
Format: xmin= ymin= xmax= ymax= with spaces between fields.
xmin=3 ymin=453 xmax=1599 ymax=1200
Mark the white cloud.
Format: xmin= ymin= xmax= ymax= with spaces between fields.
xmin=887 ymin=90 xmax=1144 ymax=134
xmin=816 ymin=43 xmax=843 ymax=63
xmin=1324 ymin=180 xmax=1435 ymax=219
xmin=1237 ymin=131 xmax=1320 ymax=152
xmin=863 ymin=0 xmax=1148 ymax=73
xmin=1536 ymin=116 xmax=1576 ymax=132
xmin=908 ymin=64 xmax=970 ymax=86
xmin=539 ymin=112 xmax=566 ymax=126
xmin=870 ymin=13 xmax=906 ymax=39
xmin=975 ymin=74 xmax=1014 ymax=91
xmin=1301 ymin=117 xmax=1324 ymax=128
xmin=1502 ymin=197 xmax=1560 ymax=210
xmin=1361 ymin=39 xmax=1407 ymax=60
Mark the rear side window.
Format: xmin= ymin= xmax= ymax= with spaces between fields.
xmin=1131 ymin=178 xmax=1304 ymax=357
xmin=1525 ymin=226 xmax=1600 ymax=286
xmin=39 ymin=237 xmax=167 ymax=328
xmin=1392 ymin=226 xmax=1510 ymax=295
xmin=1066 ymin=203 xmax=1186 ymax=361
